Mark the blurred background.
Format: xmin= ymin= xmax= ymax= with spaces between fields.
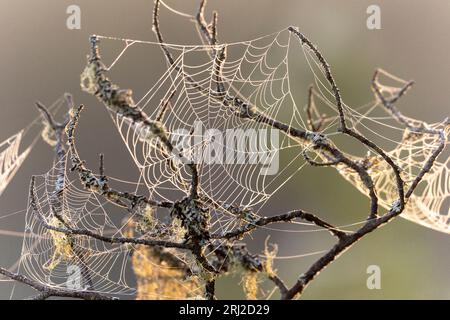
xmin=0 ymin=0 xmax=449 ymax=299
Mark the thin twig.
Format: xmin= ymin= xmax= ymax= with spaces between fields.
xmin=215 ymin=210 xmax=346 ymax=240
xmin=0 ymin=267 xmax=113 ymax=300
xmin=305 ymin=86 xmax=325 ymax=132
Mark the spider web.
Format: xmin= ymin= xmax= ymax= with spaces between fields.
xmin=0 ymin=93 xmax=70 ymax=199
xmin=324 ymin=71 xmax=450 ymax=233
xmin=19 ymin=156 xmax=136 ymax=296
xmin=0 ymin=131 xmax=31 ymax=197
xmin=86 ymin=30 xmax=312 ymax=240
xmin=85 ymin=28 xmax=449 ymax=237
xmin=17 ymin=150 xmax=211 ymax=298
xmin=337 ymin=116 xmax=449 ymax=233
xmin=276 ymin=36 xmax=449 ymax=233
xmin=3 ymin=17 xmax=447 ymax=300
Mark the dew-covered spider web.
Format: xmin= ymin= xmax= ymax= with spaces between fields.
xmin=17 ymin=152 xmax=208 ymax=298
xmin=81 ymin=27 xmax=449 ymax=237
xmin=330 ymin=70 xmax=450 ymax=233
xmin=2 ymin=11 xmax=448 ymax=300
xmin=0 ymin=131 xmax=31 ymax=197
xmin=0 ymin=94 xmax=70 ymax=199
xmin=92 ymin=31 xmax=296 ymax=210
xmin=19 ymin=160 xmax=135 ymax=295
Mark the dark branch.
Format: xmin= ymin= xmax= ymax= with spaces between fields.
xmin=215 ymin=210 xmax=347 ymax=240
xmin=152 ymin=0 xmax=175 ymax=65
xmin=0 ymin=267 xmax=113 ymax=300
xmin=305 ymin=86 xmax=326 ymax=132
xmin=29 ymin=176 xmax=188 ymax=250
xmin=289 ymin=26 xmax=407 ymax=218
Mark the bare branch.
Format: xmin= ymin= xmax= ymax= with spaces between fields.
xmin=0 ymin=267 xmax=113 ymax=300
xmin=282 ymin=125 xmax=447 ymax=299
xmin=205 ymin=279 xmax=216 ymax=300
xmin=305 ymin=86 xmax=325 ymax=132
xmin=405 ymin=129 xmax=447 ymax=198
xmin=152 ymin=0 xmax=175 ymax=65
xmin=36 ymin=102 xmax=58 ymax=131
xmin=288 ymin=26 xmax=407 ymax=218
xmin=215 ymin=210 xmax=347 ymax=240
xmin=155 ymin=89 xmax=176 ymax=122
xmin=197 ymin=0 xmax=212 ymax=44
xmin=196 ymin=0 xmax=218 ymax=46
xmin=302 ymin=150 xmax=340 ymax=167
xmin=29 ymin=177 xmax=189 ymax=250
xmin=372 ymin=69 xmax=416 ymax=128
xmin=288 ymin=27 xmax=345 ymax=130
